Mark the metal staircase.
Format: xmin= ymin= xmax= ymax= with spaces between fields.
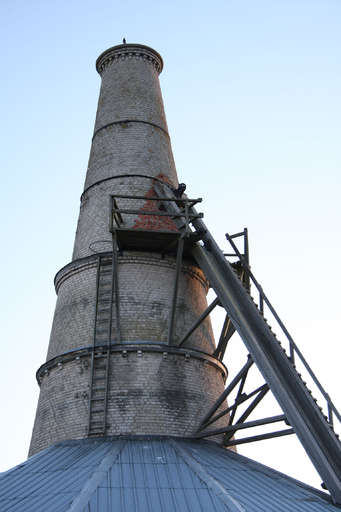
xmin=87 ymin=256 xmax=115 ymax=436
xmin=153 ymin=181 xmax=341 ymax=504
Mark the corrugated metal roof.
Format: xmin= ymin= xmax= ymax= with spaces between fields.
xmin=0 ymin=437 xmax=338 ymax=511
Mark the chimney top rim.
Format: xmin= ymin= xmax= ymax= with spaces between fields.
xmin=96 ymin=43 xmax=164 ymax=75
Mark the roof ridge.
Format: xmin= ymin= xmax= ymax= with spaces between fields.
xmin=170 ymin=439 xmax=246 ymax=512
xmin=65 ymin=440 xmax=126 ymax=511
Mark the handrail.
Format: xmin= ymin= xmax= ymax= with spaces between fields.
xmin=225 ymin=232 xmax=341 ymax=430
xmin=109 ymin=193 xmax=202 ymax=231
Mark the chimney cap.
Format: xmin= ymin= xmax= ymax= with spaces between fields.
xmin=96 ymin=43 xmax=163 ymax=75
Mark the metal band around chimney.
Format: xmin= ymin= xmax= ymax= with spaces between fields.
xmin=36 ymin=343 xmax=228 ymax=385
xmin=80 ymin=173 xmax=175 ymax=203
xmin=92 ymin=120 xmax=170 ymax=141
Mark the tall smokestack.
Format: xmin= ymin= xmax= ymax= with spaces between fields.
xmin=29 ymin=44 xmax=228 ymax=456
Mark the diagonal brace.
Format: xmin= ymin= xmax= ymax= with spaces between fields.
xmin=200 ymin=383 xmax=269 ymax=431
xmin=198 ymin=356 xmax=254 ymax=429
xmin=178 ymin=297 xmax=220 ymax=348
xmin=224 ymin=385 xmax=269 ymax=443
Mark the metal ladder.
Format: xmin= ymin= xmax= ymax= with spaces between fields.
xmin=154 ymin=181 xmax=341 ymax=504
xmin=87 ymin=256 xmax=114 ymax=436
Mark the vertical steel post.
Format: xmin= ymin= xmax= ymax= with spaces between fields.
xmin=112 ymin=231 xmax=121 ymax=343
xmin=167 ymin=235 xmax=184 ymax=345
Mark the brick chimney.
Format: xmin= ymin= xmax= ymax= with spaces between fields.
xmin=29 ymin=44 xmax=228 ymax=456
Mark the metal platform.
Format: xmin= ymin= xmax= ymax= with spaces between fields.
xmin=113 ymin=227 xmax=197 ymax=257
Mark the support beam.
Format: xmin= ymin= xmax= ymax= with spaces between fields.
xmin=213 ymin=314 xmax=235 ymax=361
xmin=198 ymin=356 xmax=254 ymax=429
xmin=112 ymin=232 xmax=121 ymax=343
xmin=224 ymin=428 xmax=295 ymax=447
xmin=167 ymin=236 xmax=184 ymax=345
xmin=224 ymin=385 xmax=269 ymax=443
xmin=178 ymin=297 xmax=220 ymax=348
xmin=196 ymin=414 xmax=287 ymax=439
xmin=228 ymin=366 xmax=249 ymax=426
xmin=201 ymin=383 xmax=269 ymax=430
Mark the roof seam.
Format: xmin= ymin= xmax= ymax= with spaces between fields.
xmin=169 ymin=440 xmax=246 ymax=512
xmin=65 ymin=440 xmax=126 ymax=511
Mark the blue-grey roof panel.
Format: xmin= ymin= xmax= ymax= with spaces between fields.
xmin=0 ymin=437 xmax=339 ymax=511
xmin=179 ymin=441 xmax=337 ymax=512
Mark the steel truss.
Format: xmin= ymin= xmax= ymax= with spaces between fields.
xmin=151 ymin=181 xmax=341 ymax=505
xmin=87 ymin=182 xmax=341 ymax=503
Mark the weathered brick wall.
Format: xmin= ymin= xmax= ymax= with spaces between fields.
xmin=73 ymin=44 xmax=178 ymax=261
xmin=29 ymin=348 xmax=228 ymax=456
xmin=73 ymin=175 xmax=176 ymax=260
xmin=47 ymin=253 xmax=214 ymax=360
xmin=29 ymin=358 xmax=90 ymax=455
xmin=29 ymin=44 xmax=231 ymax=456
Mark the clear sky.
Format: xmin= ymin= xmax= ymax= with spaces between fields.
xmin=1 ymin=0 xmax=340 ymax=493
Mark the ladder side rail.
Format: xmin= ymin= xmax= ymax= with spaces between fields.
xmin=153 ymin=182 xmax=341 ymax=504
xmin=87 ymin=256 xmax=102 ymax=435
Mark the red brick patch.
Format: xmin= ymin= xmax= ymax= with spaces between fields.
xmin=133 ymin=174 xmax=178 ymax=232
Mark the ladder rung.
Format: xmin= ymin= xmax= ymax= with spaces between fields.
xmin=89 ymin=261 xmax=113 ymax=439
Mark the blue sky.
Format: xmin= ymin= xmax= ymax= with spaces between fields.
xmin=1 ymin=0 xmax=340 ymax=491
